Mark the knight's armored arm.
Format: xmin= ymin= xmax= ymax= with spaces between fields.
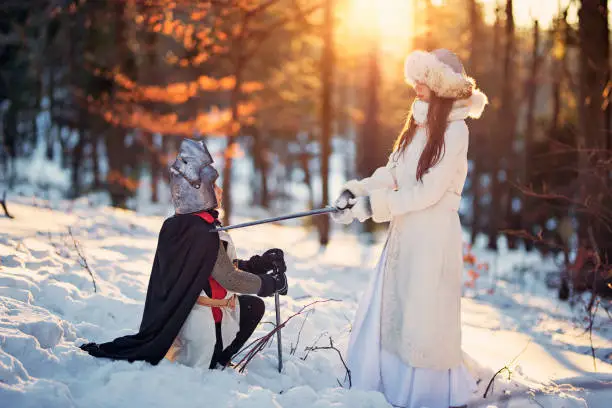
xmin=234 ymin=256 xmax=268 ymax=275
xmin=211 ymin=246 xmax=262 ymax=294
xmin=212 ymin=246 xmax=288 ymax=297
xmin=234 ymin=249 xmax=286 ymax=275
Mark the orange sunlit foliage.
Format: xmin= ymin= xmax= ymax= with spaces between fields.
xmin=242 ymin=81 xmax=264 ymax=93
xmin=224 ymin=142 xmax=245 ymax=160
xmin=463 ymin=243 xmax=489 ymax=289
xmin=190 ymin=10 xmax=207 ymax=20
xmin=463 ymin=253 xmax=476 ymax=265
xmin=349 ymin=107 xmax=365 ymax=125
xmin=108 ymin=72 xmax=262 ymax=105
xmin=107 ymin=170 xmax=140 ymax=192
xmin=80 ymin=0 xmax=305 ymax=144
xmin=92 ymin=101 xmax=257 ymax=138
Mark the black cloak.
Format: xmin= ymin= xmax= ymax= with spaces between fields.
xmin=80 ymin=213 xmax=220 ymax=365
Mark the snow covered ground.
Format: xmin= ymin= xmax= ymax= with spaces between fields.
xmin=1 ymin=195 xmax=611 ymax=408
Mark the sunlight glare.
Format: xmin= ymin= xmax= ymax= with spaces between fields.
xmin=344 ymin=0 xmax=412 ymax=43
xmin=479 ymin=0 xmax=574 ymax=27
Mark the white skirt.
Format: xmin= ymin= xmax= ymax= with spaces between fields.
xmin=347 ymin=245 xmax=477 ymax=408
xmin=175 ymin=301 xmax=240 ymax=368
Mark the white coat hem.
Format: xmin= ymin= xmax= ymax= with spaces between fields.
xmin=346 ymin=244 xmax=477 ymax=408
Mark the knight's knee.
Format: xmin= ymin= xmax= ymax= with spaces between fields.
xmin=240 ymin=295 xmax=265 ymax=319
xmin=251 ymin=296 xmax=265 ymax=319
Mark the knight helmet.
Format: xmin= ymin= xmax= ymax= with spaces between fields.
xmin=169 ymin=139 xmax=219 ymax=214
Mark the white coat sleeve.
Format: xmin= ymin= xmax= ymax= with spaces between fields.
xmin=341 ymin=161 xmax=396 ymax=197
xmin=369 ymin=123 xmax=468 ymax=222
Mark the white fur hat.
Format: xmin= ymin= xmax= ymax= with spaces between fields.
xmin=404 ymin=49 xmax=478 ymax=100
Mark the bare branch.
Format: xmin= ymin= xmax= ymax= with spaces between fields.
xmin=587 ymin=299 xmax=600 ymax=372
xmin=483 ymin=340 xmax=531 ymax=398
xmin=304 ymin=336 xmax=352 ymax=388
xmin=242 ymin=1 xmax=325 ymax=62
xmin=68 ymin=226 xmax=97 ymax=293
xmin=501 ymin=229 xmax=565 ymax=251
xmin=301 ymin=331 xmax=326 ymax=361
xmin=290 ymin=309 xmax=312 ymax=355
xmin=245 ymin=0 xmax=279 ymax=18
xmin=1 ymin=191 xmax=14 ymax=219
xmin=233 ymin=299 xmax=340 ymax=372
xmin=514 ymin=184 xmax=612 ymax=228
xmin=586 ymin=226 xmax=602 ymax=372
xmin=483 ymin=366 xmax=511 ymax=398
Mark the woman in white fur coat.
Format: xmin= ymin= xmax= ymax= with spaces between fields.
xmin=332 ymin=49 xmax=487 ymax=408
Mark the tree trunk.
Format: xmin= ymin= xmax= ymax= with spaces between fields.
xmin=143 ymin=131 xmax=159 ymax=203
xmin=578 ymin=0 xmax=610 ymax=259
xmin=300 ymin=134 xmax=315 ymax=210
xmin=46 ymin=66 xmax=56 ymax=161
xmin=543 ymin=9 xmax=570 ymax=255
xmin=252 ymin=127 xmax=270 ymax=209
xmin=549 ymin=9 xmax=568 ymax=142
xmin=468 ymin=0 xmax=481 ymax=244
xmin=486 ymin=4 xmax=504 ymax=250
xmin=523 ymin=19 xmax=540 ymax=251
xmin=71 ymin=132 xmax=84 ymax=198
xmin=222 ymin=64 xmax=243 ymax=226
xmin=72 ymin=103 xmax=88 ymax=198
xmin=104 ymin=130 xmax=130 ymax=208
xmin=161 ymin=136 xmax=174 ymax=185
xmin=319 ymin=0 xmax=334 ymax=246
xmin=3 ymin=104 xmax=18 ymax=188
xmin=139 ymin=2 xmax=159 ymax=203
xmin=501 ymin=0 xmax=518 ymax=249
xmin=91 ymin=133 xmax=101 ymax=190
xmin=58 ymin=126 xmax=68 ymax=169
xmin=103 ymin=1 xmax=132 ymax=209
xmin=358 ymin=39 xmax=382 ymax=235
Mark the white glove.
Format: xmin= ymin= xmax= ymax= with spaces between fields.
xmin=331 ymin=208 xmax=354 ymax=225
xmin=334 ymin=189 xmax=355 ymax=210
xmin=348 ymin=197 xmax=372 ymax=222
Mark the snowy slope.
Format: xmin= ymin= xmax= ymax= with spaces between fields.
xmin=1 ymin=196 xmax=611 ymax=408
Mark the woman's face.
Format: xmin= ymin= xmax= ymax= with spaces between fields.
xmin=414 ymin=82 xmax=432 ymax=102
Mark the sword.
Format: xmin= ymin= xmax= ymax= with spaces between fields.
xmin=211 ymin=206 xmax=339 ymax=232
xmin=274 ymin=290 xmax=283 ymax=373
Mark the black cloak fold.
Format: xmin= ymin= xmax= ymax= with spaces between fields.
xmin=80 ymin=214 xmax=220 ymax=365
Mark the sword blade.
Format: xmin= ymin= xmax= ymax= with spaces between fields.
xmin=212 ymin=207 xmax=338 ymax=232
xmin=275 ymin=292 xmax=283 ymax=373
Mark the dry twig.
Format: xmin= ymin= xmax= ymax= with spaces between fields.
xmin=68 ymin=226 xmax=97 ymax=292
xmin=586 ymin=225 xmax=603 ymax=372
xmin=301 ymin=332 xmax=327 ymax=361
xmin=290 ymin=309 xmax=313 ymax=355
xmin=1 ymin=191 xmax=14 ymax=219
xmin=483 ymin=340 xmax=531 ymax=398
xmin=234 ymin=299 xmax=340 ymax=373
xmin=500 ymin=229 xmax=565 ymax=251
xmin=304 ymin=336 xmax=352 ymax=388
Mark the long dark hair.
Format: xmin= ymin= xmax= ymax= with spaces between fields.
xmin=393 ymin=93 xmax=456 ymax=181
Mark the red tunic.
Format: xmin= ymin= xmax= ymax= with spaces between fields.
xmin=194 ymin=211 xmax=227 ymax=323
